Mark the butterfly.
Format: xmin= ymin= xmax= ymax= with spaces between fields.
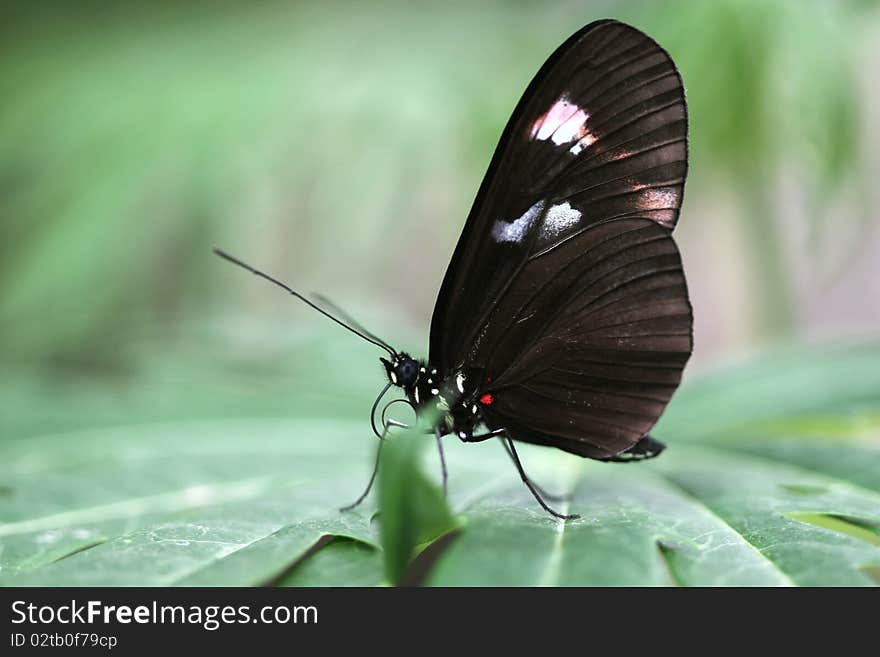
xmin=215 ymin=19 xmax=692 ymax=519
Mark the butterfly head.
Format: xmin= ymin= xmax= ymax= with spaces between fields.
xmin=381 ymin=353 xmax=421 ymax=388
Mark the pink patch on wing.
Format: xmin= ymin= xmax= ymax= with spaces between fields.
xmin=637 ymin=188 xmax=680 ymax=210
xmin=530 ymin=97 xmax=589 ymax=146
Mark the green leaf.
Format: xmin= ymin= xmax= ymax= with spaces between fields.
xmin=2 ymin=342 xmax=879 ymax=586
xmin=0 ymin=419 xmax=383 ymax=586
xmin=655 ymin=448 xmax=880 ymax=586
xmin=377 ymin=427 xmax=458 ymax=585
xmin=278 ymin=537 xmax=384 ymax=587
xmin=427 ymin=465 xmax=793 ymax=586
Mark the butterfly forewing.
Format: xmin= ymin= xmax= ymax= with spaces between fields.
xmin=429 ymin=20 xmax=691 ymax=458
xmin=430 ymin=20 xmax=687 ymax=374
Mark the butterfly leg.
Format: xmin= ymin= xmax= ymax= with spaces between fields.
xmin=461 ymin=430 xmax=571 ymax=502
xmin=340 ymin=415 xmax=411 ymax=512
xmin=435 ymin=427 xmax=448 ymax=497
xmin=339 ymin=437 xmax=385 ymax=512
xmin=504 ymin=437 xmax=580 ymax=520
xmin=497 ymin=438 xmax=571 ymax=503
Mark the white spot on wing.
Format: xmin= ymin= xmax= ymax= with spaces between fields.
xmin=455 ymin=372 xmax=466 ymax=393
xmin=492 ymin=200 xmax=546 ymax=243
xmin=541 ymin=202 xmax=582 ymax=239
xmin=552 ymin=108 xmax=589 ymax=145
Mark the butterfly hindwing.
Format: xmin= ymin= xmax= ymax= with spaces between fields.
xmin=478 ymin=218 xmax=692 ymax=458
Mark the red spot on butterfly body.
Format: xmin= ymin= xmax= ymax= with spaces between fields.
xmin=479 ymin=393 xmax=495 ymax=405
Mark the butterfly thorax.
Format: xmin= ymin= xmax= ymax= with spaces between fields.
xmin=381 ymin=354 xmax=490 ymax=439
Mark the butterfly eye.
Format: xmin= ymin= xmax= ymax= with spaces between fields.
xmin=396 ymin=360 xmax=418 ymax=385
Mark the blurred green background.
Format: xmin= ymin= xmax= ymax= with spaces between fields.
xmin=1 ymin=0 xmax=879 ymax=587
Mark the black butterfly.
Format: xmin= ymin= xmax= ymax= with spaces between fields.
xmin=215 ymin=19 xmax=692 ymax=520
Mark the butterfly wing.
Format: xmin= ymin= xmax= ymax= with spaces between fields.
xmin=429 ymin=20 xmax=691 ymax=457
xmin=478 ymin=217 xmax=692 ymax=458
xmin=430 ymin=20 xmax=688 ymax=374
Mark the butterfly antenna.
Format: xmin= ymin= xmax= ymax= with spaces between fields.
xmin=311 ymin=293 xmax=397 ymax=356
xmin=213 ymin=248 xmax=398 ymax=358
